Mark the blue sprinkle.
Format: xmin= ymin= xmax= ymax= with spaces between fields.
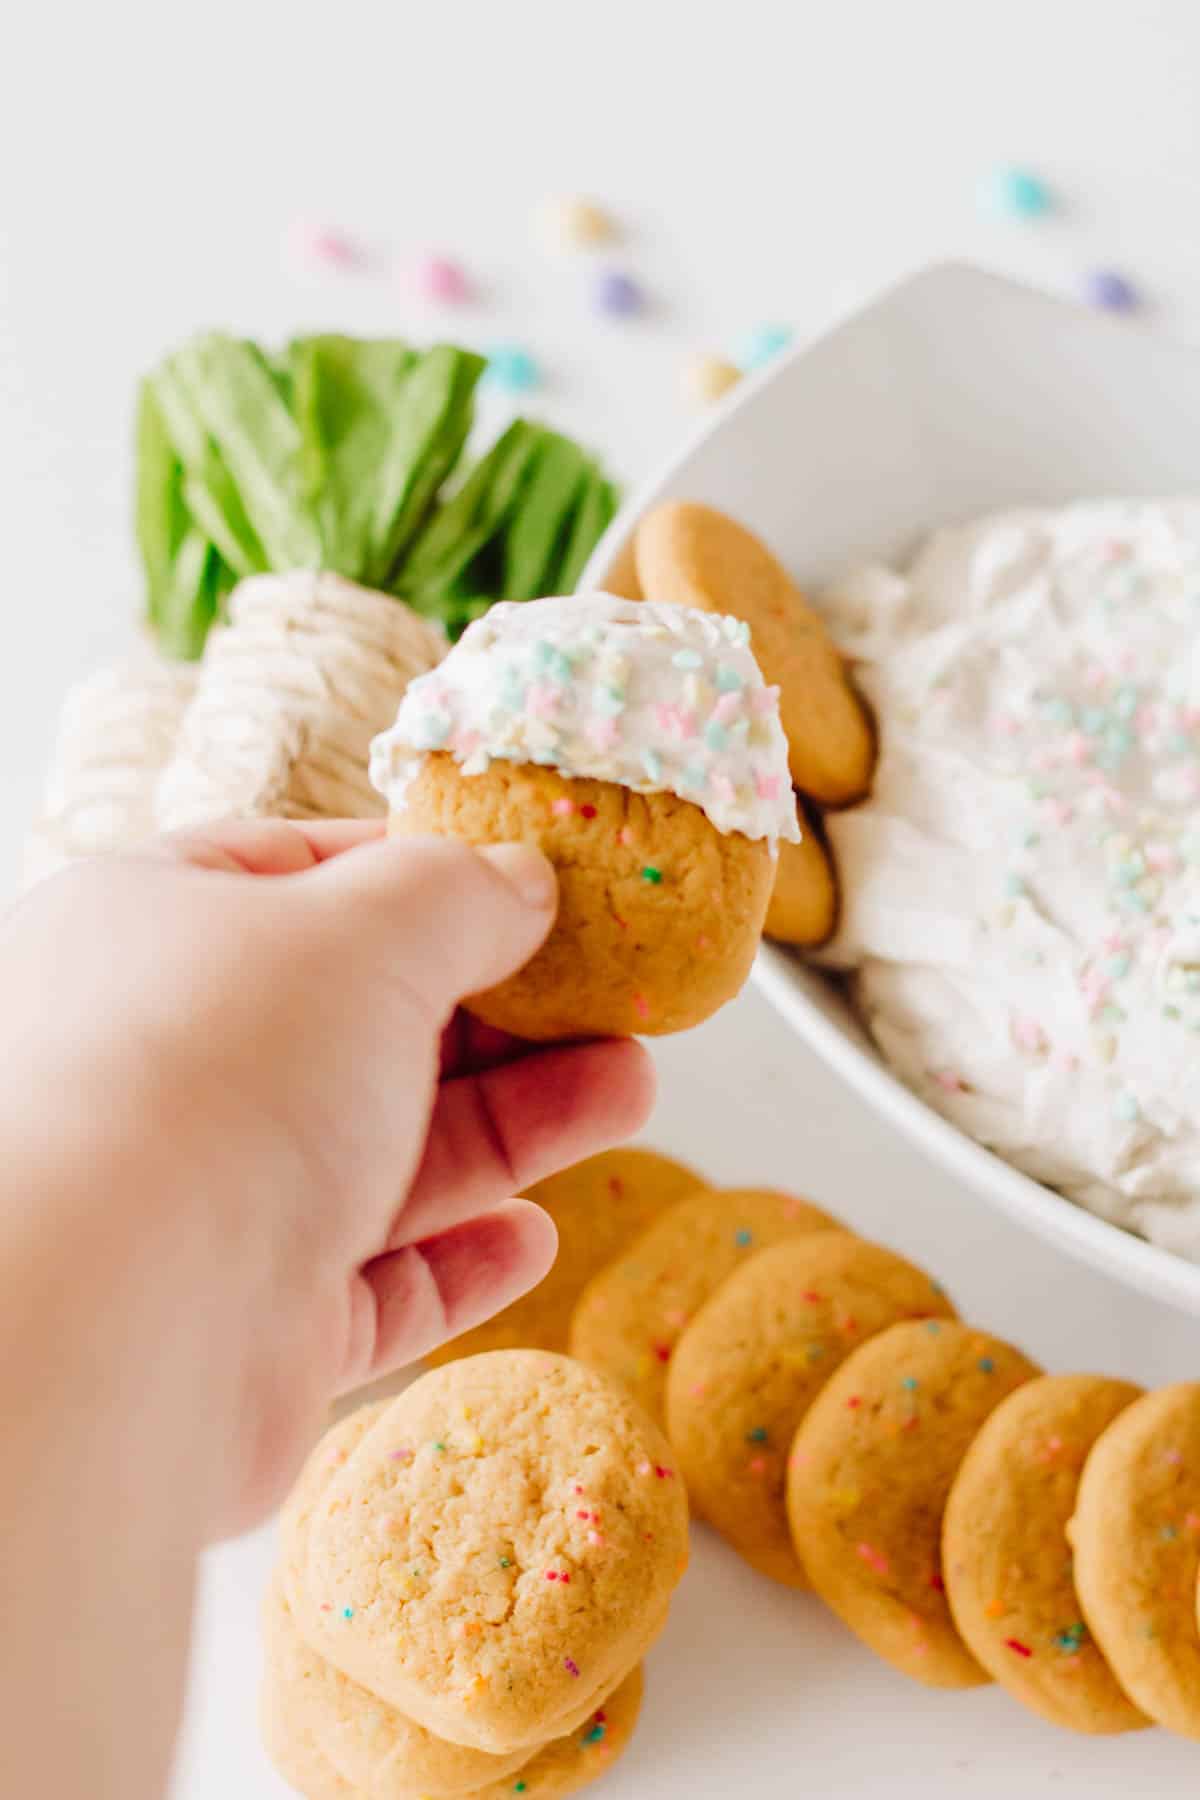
xmin=902 ymin=1376 xmax=919 ymax=1392
xmin=412 ymin=712 xmax=451 ymax=750
xmin=746 ymin=1426 xmax=768 ymax=1444
xmin=1112 ymin=685 xmax=1140 ymax=720
xmin=1080 ymin=707 xmax=1109 ymax=736
xmin=1162 ymin=1524 xmax=1179 ymax=1541
xmin=1113 ymin=1091 xmax=1140 ymax=1123
xmin=683 ymin=762 xmax=707 ymax=790
xmin=592 ymin=684 xmax=626 ymax=716
xmin=593 ymin=269 xmax=643 ymax=317
xmin=1107 ymin=953 xmax=1132 ymax=980
xmin=1040 ymin=697 xmax=1074 ymax=727
xmin=977 ymin=1358 xmax=995 ymax=1374
xmin=705 ymin=722 xmax=728 ymax=751
xmin=342 ymin=1607 xmax=354 ymax=1620
xmin=1082 ymin=269 xmax=1139 ymax=313
xmin=1004 ymin=873 xmax=1027 ymax=898
xmin=482 ymin=343 xmax=540 ymax=393
xmin=641 ymin=748 xmax=662 ymax=781
xmin=716 ymin=665 xmax=744 ymax=692
xmin=980 ymin=165 xmax=1052 ymax=219
xmin=734 ymin=1228 xmax=753 ymax=1247
xmin=735 ymin=323 xmax=793 ymax=372
xmin=534 ymin=641 xmax=573 ymax=682
xmin=672 ymin=649 xmax=703 ymax=670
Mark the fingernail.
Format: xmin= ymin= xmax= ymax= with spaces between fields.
xmin=479 ymin=843 xmax=558 ymax=911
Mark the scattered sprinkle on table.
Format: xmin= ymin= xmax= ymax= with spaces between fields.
xmin=541 ymin=195 xmax=616 ymax=249
xmin=410 ymin=253 xmax=471 ymax=304
xmin=483 ymin=344 xmax=541 ymax=392
xmin=1082 ymin=269 xmax=1139 ymax=312
xmin=684 ymin=353 xmax=741 ymax=406
xmin=979 ymin=165 xmax=1052 ymax=219
xmin=286 ymin=219 xmax=367 ymax=272
xmin=736 ymin=323 xmax=793 ymax=371
xmin=593 ymin=269 xmax=644 ymax=316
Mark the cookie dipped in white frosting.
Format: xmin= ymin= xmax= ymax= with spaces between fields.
xmin=821 ymin=500 xmax=1200 ymax=1260
xmin=369 ymin=592 xmax=799 ymax=847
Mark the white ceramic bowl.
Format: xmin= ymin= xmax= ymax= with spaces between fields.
xmin=581 ymin=262 xmax=1200 ymax=1315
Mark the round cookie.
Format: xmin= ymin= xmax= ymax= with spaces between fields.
xmin=261 ymin=1658 xmax=644 ymax=1800
xmin=942 ymin=1373 xmax=1147 ymax=1735
xmin=763 ymin=800 xmax=838 ymax=946
xmin=280 ymin=1404 xmax=392 ymax=1596
xmin=568 ymin=1187 xmax=840 ymax=1427
xmin=1071 ymin=1381 xmax=1200 ymax=1738
xmin=370 ymin=593 xmax=798 ymax=1041
xmin=666 ymin=1235 xmax=956 ymax=1586
xmin=291 ymin=1351 xmax=688 ymax=1754
xmin=263 ymin=1575 xmax=532 ymax=1796
xmin=427 ymin=1148 xmax=706 ymax=1366
xmin=633 ymin=502 xmax=875 ymax=806
xmin=788 ymin=1319 xmax=1040 ymax=1688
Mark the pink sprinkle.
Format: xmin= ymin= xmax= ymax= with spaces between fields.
xmin=389 ymin=1447 xmax=414 ymax=1463
xmin=552 ymin=796 xmax=576 ymax=817
xmin=654 ymin=703 xmax=695 ymax=739
xmin=617 ymin=826 xmax=635 ymax=847
xmin=711 ymin=773 xmax=736 ymax=806
xmin=749 ymin=686 xmax=778 ymax=716
xmin=1163 ymin=1448 xmax=1183 ymax=1466
xmin=1040 ymin=796 xmax=1074 ymax=828
xmin=654 ymin=1465 xmax=674 ymax=1480
xmin=754 ymin=770 xmax=782 ymax=801
xmin=1011 ymin=1015 xmax=1046 ymax=1053
xmin=450 ymin=729 xmax=481 ymax=758
xmin=1005 ymin=1638 xmax=1034 ymax=1659
xmin=1030 ymin=746 xmax=1058 ymax=773
xmin=713 ymin=692 xmax=741 ymax=725
xmin=1146 ymin=843 xmax=1178 ymax=873
xmin=856 ymin=1542 xmax=890 ymax=1577
xmin=1185 ymin=1513 xmax=1200 ymax=1534
xmin=636 ymin=1461 xmax=652 ymax=1477
xmin=1102 ymin=786 xmax=1128 ymax=815
xmin=690 ymin=1382 xmax=707 ymax=1399
xmin=588 ymin=717 xmax=619 ymax=751
xmin=1054 ymin=1050 xmax=1081 ymax=1073
xmin=1136 ymin=704 xmax=1160 ymax=736
xmin=577 ymin=1510 xmax=591 ymax=1521
xmin=748 ymin=1457 xmax=767 ymax=1475
xmin=410 ymin=253 xmax=470 ymax=303
xmin=320 ymin=1603 xmax=333 ymax=1612
xmin=994 ymin=712 xmax=1020 ymax=737
xmin=527 ymin=682 xmax=561 ymax=720
xmin=1064 ymin=732 xmax=1093 ymax=766
xmin=1102 ymin=930 xmax=1126 ymax=952
xmin=573 ymin=1484 xmax=585 ymax=1494
xmin=1084 ymin=663 xmax=1110 ymax=690
xmin=933 ymin=1069 xmax=966 ymax=1093
xmin=587 ymin=1530 xmax=604 ymax=1547
xmin=632 ymin=992 xmax=650 ymax=1021
xmin=288 ymin=219 xmax=367 ymax=271
xmin=564 ymin=1658 xmax=581 ymax=1678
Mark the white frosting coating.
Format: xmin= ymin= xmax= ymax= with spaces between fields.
xmin=369 ymin=592 xmax=799 ymax=845
xmin=821 ymin=500 xmax=1200 ymax=1262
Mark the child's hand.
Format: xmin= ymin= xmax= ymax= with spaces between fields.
xmin=0 ymin=819 xmax=654 ymax=1532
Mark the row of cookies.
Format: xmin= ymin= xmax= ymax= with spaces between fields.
xmin=262 ymin=1349 xmax=689 ymax=1798
xmin=612 ymin=499 xmax=878 ymax=949
xmin=430 ymin=1147 xmax=1200 ymax=1743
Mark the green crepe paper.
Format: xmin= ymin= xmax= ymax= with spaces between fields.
xmin=135 ymin=331 xmax=616 ymax=658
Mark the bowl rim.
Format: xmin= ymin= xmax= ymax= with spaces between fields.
xmin=580 ymin=260 xmax=1200 ymax=1316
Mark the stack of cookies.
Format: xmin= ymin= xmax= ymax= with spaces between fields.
xmin=263 ymin=1349 xmax=689 ymax=1798
xmin=427 ymin=1146 xmax=1200 ymax=1747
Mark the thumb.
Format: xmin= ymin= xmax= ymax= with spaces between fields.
xmin=305 ymin=834 xmax=558 ymax=1022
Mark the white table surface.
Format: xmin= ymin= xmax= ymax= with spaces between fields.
xmin=4 ymin=2 xmax=1200 ymax=1793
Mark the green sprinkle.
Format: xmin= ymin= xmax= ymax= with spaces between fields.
xmin=734 ymin=1228 xmax=753 ymax=1247
xmin=1081 ymin=707 xmax=1109 ymax=736
xmin=746 ymin=1427 xmax=768 ymax=1444
xmin=716 ymin=665 xmax=744 ymax=692
xmin=1113 ymin=686 xmax=1139 ymax=719
xmin=925 ymin=1321 xmax=942 ymax=1335
xmin=582 ymin=1723 xmax=606 ymax=1745
xmin=1022 ymin=830 xmax=1041 ymax=849
xmin=514 ymin=1783 xmax=528 ymax=1793
xmin=1054 ymin=1621 xmax=1087 ymax=1655
xmin=1113 ymin=1092 xmax=1140 ymax=1123
xmin=672 ymin=648 xmax=703 ymax=669
xmin=433 ymin=1440 xmax=447 ymax=1453
xmin=499 ymin=1556 xmax=512 ymax=1568
xmin=978 ymin=1357 xmax=995 ymax=1374
xmin=640 ymin=865 xmax=663 ymax=885
xmin=1004 ymin=873 xmax=1027 ymax=898
xmin=1107 ymin=953 xmax=1132 ymax=980
xmin=1164 ymin=1004 xmax=1183 ymax=1021
xmin=705 ymin=722 xmax=728 ymax=751
xmin=902 ymin=1376 xmax=919 ymax=1392
xmin=1040 ymin=697 xmax=1074 ymax=727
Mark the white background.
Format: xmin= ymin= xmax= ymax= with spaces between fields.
xmin=3 ymin=2 xmax=1200 ymax=1794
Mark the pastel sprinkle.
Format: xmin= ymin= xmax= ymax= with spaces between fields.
xmin=552 ymin=796 xmax=576 ymax=817
xmin=1082 ymin=269 xmax=1139 ymax=313
xmin=641 ymin=749 xmax=662 ymax=781
xmin=1055 ymin=1622 xmax=1087 ymax=1654
xmin=901 ymin=1376 xmax=919 ymax=1392
xmin=705 ymin=722 xmax=728 ymax=751
xmin=1113 ymin=1092 xmax=1140 ymax=1123
xmin=736 ymin=323 xmax=793 ymax=371
xmin=499 ymin=1556 xmax=511 ymax=1568
xmin=582 ymin=1723 xmax=606 ymax=1745
xmin=342 ymin=1607 xmax=354 ymax=1620
xmin=978 ymin=1357 xmax=995 ymax=1374
xmin=593 ymin=269 xmax=643 ymax=317
xmin=980 ymin=165 xmax=1051 ymax=218
xmin=482 ymin=345 xmax=540 ymax=393
xmin=672 ymin=648 xmax=703 ymax=670
xmin=856 ymin=1542 xmax=890 ymax=1576
xmin=411 ymin=254 xmax=470 ymax=304
xmin=746 ymin=1427 xmax=768 ymax=1444
xmin=716 ymin=664 xmax=745 ymax=692
xmin=734 ymin=1228 xmax=753 ymax=1247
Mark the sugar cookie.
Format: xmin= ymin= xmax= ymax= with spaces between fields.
xmin=667 ymin=1235 xmax=955 ymax=1585
xmin=427 ymin=1148 xmax=705 ymax=1365
xmin=1071 ymin=1381 xmax=1200 ymax=1738
xmin=942 ymin=1372 xmax=1147 ymax=1735
xmin=633 ymin=503 xmax=874 ymax=806
xmin=568 ymin=1187 xmax=840 ymax=1427
xmin=763 ymin=799 xmax=837 ymax=946
xmin=788 ymin=1319 xmax=1039 ymax=1687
